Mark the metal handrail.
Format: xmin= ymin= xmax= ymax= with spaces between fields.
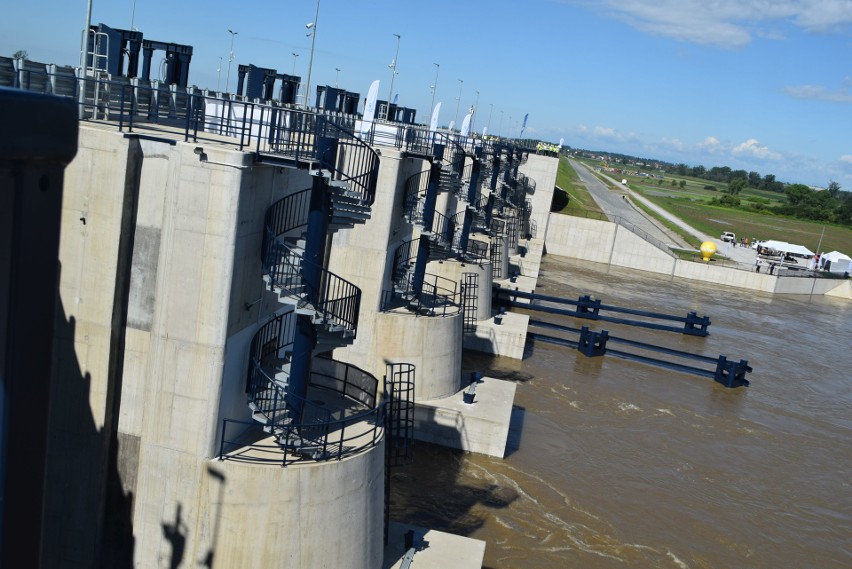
xmin=263 ymin=190 xmax=311 ymax=249
xmin=235 ymin=314 xmax=384 ymax=466
xmin=429 ymin=210 xmax=455 ymax=250
xmin=263 ymin=230 xmax=361 ymax=336
xmin=313 ymin=115 xmax=380 ymax=206
xmin=387 ymin=238 xmax=462 ymax=315
xmin=311 ymin=355 xmax=378 ymax=409
xmin=9 ymin=68 xmax=379 ymax=205
xmin=219 ymin=398 xmax=385 ymax=467
xmin=402 ymin=168 xmax=430 ymax=224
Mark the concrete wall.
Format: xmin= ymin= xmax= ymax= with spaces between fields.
xmin=47 ymin=124 xmax=388 ymax=567
xmin=374 ymin=310 xmax=464 ymax=400
xmin=45 ymin=126 xmax=137 ymax=567
xmin=328 ymin=149 xmax=413 ymax=381
xmin=518 ymin=153 xmax=559 ymax=241
xmin=142 ymin=443 xmax=385 ymax=569
xmin=430 ymin=255 xmax=493 ymax=321
xmin=545 ymin=212 xmax=851 ymax=297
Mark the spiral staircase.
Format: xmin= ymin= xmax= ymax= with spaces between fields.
xmin=242 ymin=116 xmax=401 ymax=461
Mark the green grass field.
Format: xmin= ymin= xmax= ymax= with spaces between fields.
xmin=568 ymin=157 xmax=851 ymax=253
xmin=554 ymin=157 xmax=603 ymax=215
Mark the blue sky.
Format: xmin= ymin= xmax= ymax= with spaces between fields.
xmin=3 ymin=0 xmax=851 ymax=188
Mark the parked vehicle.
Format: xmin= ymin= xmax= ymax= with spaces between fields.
xmin=721 ymin=231 xmax=736 ymax=242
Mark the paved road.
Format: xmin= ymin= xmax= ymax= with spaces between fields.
xmin=570 ymin=160 xmax=687 ymax=248
xmin=570 ymin=160 xmax=758 ymax=268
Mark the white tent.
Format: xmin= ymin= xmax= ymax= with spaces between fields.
xmin=759 ymin=240 xmax=815 ymax=257
xmin=821 ymin=251 xmax=852 ymax=274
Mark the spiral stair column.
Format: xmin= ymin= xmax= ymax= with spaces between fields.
xmin=289 ymin=135 xmax=337 ymax=425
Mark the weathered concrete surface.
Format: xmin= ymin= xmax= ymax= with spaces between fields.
xmin=414 ymin=376 xmax=517 ymax=457
xmin=465 ymin=309 xmax=529 ymax=360
xmin=47 ymin=124 xmax=387 ymax=568
xmin=384 ymin=522 xmax=486 ymax=569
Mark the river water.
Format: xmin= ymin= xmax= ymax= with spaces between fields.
xmin=389 ymin=256 xmax=852 ymax=568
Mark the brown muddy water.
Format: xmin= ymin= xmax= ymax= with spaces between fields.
xmin=389 ymin=256 xmax=852 ymax=568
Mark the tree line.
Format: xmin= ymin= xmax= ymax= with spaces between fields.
xmin=570 ymin=149 xmax=851 ymax=227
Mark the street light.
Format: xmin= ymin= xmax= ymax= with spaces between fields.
xmin=225 ymin=29 xmax=238 ymax=94
xmin=454 ymin=79 xmax=463 ymax=130
xmin=487 ymin=103 xmax=494 ymax=133
xmin=217 ymin=57 xmax=222 ymax=91
xmin=291 ymin=52 xmax=298 ymax=76
xmin=471 ymin=90 xmax=480 ymax=132
xmin=304 ymin=0 xmax=321 ymax=109
xmin=429 ymin=62 xmax=439 ymax=119
xmin=335 ymin=67 xmax=340 ymax=87
xmin=499 ymin=110 xmax=504 ymax=137
xmin=387 ymin=33 xmax=401 ymax=114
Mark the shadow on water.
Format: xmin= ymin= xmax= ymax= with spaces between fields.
xmin=387 ymin=352 xmax=531 ymax=564
xmin=388 ymin=440 xmax=519 ymax=538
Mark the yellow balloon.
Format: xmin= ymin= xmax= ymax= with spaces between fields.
xmin=700 ymin=241 xmax=716 ymax=262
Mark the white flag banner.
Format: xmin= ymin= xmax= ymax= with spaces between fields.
xmin=460 ymin=112 xmax=472 ymax=137
xmin=429 ymin=102 xmax=442 ymax=132
xmin=448 ymin=120 xmax=455 ymax=132
xmin=360 ymin=79 xmax=380 ymax=135
xmin=482 ymin=126 xmax=487 ymax=136
xmin=558 ymin=137 xmax=564 ymax=149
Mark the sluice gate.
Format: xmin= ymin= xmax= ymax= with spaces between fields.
xmin=528 ymin=320 xmax=751 ymax=388
xmin=494 ymin=287 xmax=710 ymax=336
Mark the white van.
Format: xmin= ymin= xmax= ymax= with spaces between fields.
xmin=720 ymin=231 xmax=736 ymax=242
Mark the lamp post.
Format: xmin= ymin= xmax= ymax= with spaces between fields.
xmin=387 ymin=33 xmax=401 ymax=114
xmin=291 ymin=52 xmax=298 ymax=76
xmin=499 ymin=110 xmax=504 ymax=137
xmin=454 ymin=79 xmax=463 ymax=129
xmin=335 ymin=67 xmax=340 ymax=87
xmin=429 ymin=62 xmax=439 ymax=119
xmin=79 ymin=0 xmax=93 ymax=118
xmin=217 ymin=57 xmax=222 ymax=91
xmin=225 ymin=29 xmax=238 ymax=94
xmin=304 ymin=0 xmax=321 ymax=109
xmin=471 ymin=90 xmax=480 ymax=132
xmin=487 ymin=103 xmax=494 ymax=133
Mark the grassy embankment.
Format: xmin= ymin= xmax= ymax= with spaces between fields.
xmin=573 ymin=158 xmax=852 ymax=254
xmin=553 ymin=157 xmax=603 ymax=216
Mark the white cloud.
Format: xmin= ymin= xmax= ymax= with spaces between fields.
xmin=660 ymin=137 xmax=687 ymax=151
xmin=699 ymin=136 xmax=723 ymax=152
xmin=569 ymin=0 xmax=852 ymax=48
xmin=783 ymin=84 xmax=852 ymax=103
xmin=840 ymin=154 xmax=852 ymax=163
xmin=595 ymin=126 xmax=617 ymax=137
xmin=732 ymin=138 xmax=781 ymax=160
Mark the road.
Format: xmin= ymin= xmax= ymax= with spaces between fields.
xmin=569 ymin=160 xmax=758 ymax=268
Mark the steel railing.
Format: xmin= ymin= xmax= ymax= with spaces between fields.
xmin=263 ymin=230 xmax=361 ymax=336
xmin=233 ymin=314 xmax=385 ymax=466
xmin=402 ymin=168 xmax=430 ymax=224
xmin=386 ymin=238 xmax=462 ymax=315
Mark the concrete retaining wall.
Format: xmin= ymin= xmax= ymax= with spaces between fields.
xmin=546 ymin=212 xmax=851 ymax=297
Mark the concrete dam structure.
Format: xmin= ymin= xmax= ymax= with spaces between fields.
xmin=0 ymin=54 xmax=557 ymax=568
